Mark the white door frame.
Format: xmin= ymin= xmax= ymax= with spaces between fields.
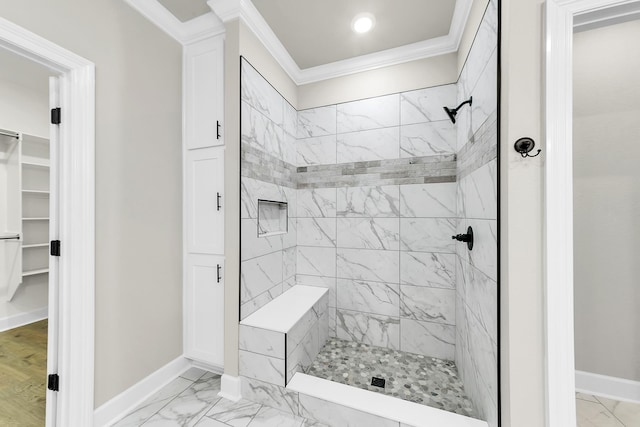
xmin=0 ymin=16 xmax=96 ymax=427
xmin=543 ymin=0 xmax=639 ymax=425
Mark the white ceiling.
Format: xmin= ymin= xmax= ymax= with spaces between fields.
xmin=157 ymin=0 xmax=458 ymax=70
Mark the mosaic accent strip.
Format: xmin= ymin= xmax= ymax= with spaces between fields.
xmin=297 ymin=154 xmax=456 ymax=189
xmin=457 ymin=111 xmax=497 ymax=179
xmin=241 ymin=142 xmax=297 ymax=189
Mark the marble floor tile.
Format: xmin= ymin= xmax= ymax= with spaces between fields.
xmin=576 ymin=398 xmax=625 ymax=427
xmin=577 ymin=393 xmax=600 ymax=403
xmin=116 ymin=370 xmax=332 ymax=427
xmin=247 ymin=406 xmax=304 ymax=427
xmin=595 ymin=396 xmax=640 ymax=426
xmin=181 ymin=367 xmax=208 ymax=382
xmin=206 ymin=398 xmax=262 ymax=427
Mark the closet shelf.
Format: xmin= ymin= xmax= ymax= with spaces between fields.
xmin=22 ymin=243 xmax=48 ymax=249
xmin=22 ymin=268 xmax=49 ymax=277
xmin=22 ymin=190 xmax=50 ymax=195
xmin=22 ymin=160 xmax=50 ymax=168
xmin=22 ymin=217 xmax=49 ymax=221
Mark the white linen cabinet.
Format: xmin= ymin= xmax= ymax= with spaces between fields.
xmin=183 ymin=35 xmax=224 ymax=368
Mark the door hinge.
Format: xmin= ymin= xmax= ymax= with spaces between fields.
xmin=50 ymin=240 xmax=61 ymax=257
xmin=51 ymin=107 xmax=61 ymax=125
xmin=48 ymin=374 xmax=59 ymax=391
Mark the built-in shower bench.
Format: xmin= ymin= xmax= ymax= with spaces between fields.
xmin=239 ymin=285 xmax=329 ymax=387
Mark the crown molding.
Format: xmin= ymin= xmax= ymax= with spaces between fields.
xmin=209 ymin=0 xmax=472 ymax=85
xmin=123 ymin=0 xmax=225 ymax=45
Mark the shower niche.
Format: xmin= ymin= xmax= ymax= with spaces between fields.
xmin=238 ymin=0 xmax=498 ymax=424
xmin=257 ymin=199 xmax=288 ymax=237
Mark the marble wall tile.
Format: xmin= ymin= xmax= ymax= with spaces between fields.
xmin=283 ymin=101 xmax=298 ymax=137
xmin=298 ymin=394 xmax=399 ymax=427
xmin=400 ymin=318 xmax=455 ymax=360
xmin=241 ymin=251 xmax=283 ymax=305
xmin=297 ymin=246 xmax=337 ymax=277
xmin=399 ymin=182 xmax=457 ymax=218
xmin=336 ymin=218 xmax=399 ymax=250
xmin=457 ymin=257 xmax=498 ymax=344
xmin=283 ymin=246 xmax=297 ymax=279
xmin=297 ymin=188 xmax=337 ymax=218
xmin=455 ymin=297 xmax=498 ymax=422
xmin=337 ymin=279 xmax=399 ymax=317
xmin=460 ymin=160 xmax=497 ymax=220
xmin=283 ymin=132 xmax=297 ymax=166
xmin=241 ymin=177 xmax=284 ymax=219
xmin=282 ymin=186 xmax=297 ymax=219
xmin=239 ymin=350 xmax=285 ymax=386
xmin=459 ymin=1 xmax=498 ymax=98
xmin=241 ymin=101 xmax=285 ymax=160
xmin=457 ymin=219 xmax=497 ymax=281
xmin=400 ymin=84 xmax=457 ymax=125
xmin=337 ymin=248 xmax=400 ymax=283
xmin=297 ymin=105 xmax=337 ymax=138
xmin=469 ymin=49 xmax=498 ymax=137
xmin=241 ymin=60 xmax=283 ymax=126
xmin=296 ymin=275 xmax=337 ymax=308
xmin=241 ymin=283 xmax=283 ymax=320
xmin=400 ymin=251 xmax=455 ymax=289
xmin=239 ymin=325 xmax=285 ymax=359
xmin=296 ymin=218 xmax=337 ymax=247
xmin=336 ymin=309 xmax=400 ymax=349
xmin=400 ymin=121 xmax=456 ymax=157
xmin=287 ymin=322 xmax=322 ymax=382
xmin=337 ymin=185 xmax=400 ymax=217
xmin=283 ymin=218 xmax=297 ymax=249
xmin=328 ymin=307 xmax=337 ymax=337
xmin=399 ymin=218 xmax=456 ymax=253
xmin=240 ymin=376 xmax=299 ymax=416
xmin=287 ymin=309 xmax=321 ymax=355
xmin=241 ymin=218 xmax=282 ymax=261
xmin=297 ymin=135 xmax=337 ymax=166
xmin=400 ymin=285 xmax=455 ymax=325
xmin=337 ymin=94 xmax=400 ymax=133
xmin=336 ymin=127 xmax=400 ymax=163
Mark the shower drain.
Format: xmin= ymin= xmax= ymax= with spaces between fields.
xmin=371 ymin=377 xmax=386 ymax=388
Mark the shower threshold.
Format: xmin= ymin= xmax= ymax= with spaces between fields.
xmin=304 ymin=338 xmax=476 ymax=418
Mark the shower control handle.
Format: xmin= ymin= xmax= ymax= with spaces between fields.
xmin=452 ymin=226 xmax=474 ymax=251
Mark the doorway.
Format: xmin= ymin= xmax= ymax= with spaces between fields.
xmin=0 ymin=15 xmax=95 ymax=427
xmin=544 ymin=0 xmax=640 ymax=426
xmin=573 ymin=14 xmax=640 ymax=426
xmin=0 ymin=47 xmax=53 ymax=425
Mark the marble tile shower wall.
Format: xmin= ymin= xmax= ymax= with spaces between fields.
xmin=240 ymin=60 xmax=298 ymax=320
xmin=295 ymin=86 xmax=460 ymax=361
xmin=453 ymin=1 xmax=498 ymax=426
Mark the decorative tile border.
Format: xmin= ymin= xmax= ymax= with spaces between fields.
xmin=241 ymin=142 xmax=298 ymax=189
xmin=457 ymin=111 xmax=497 ymax=180
xmin=297 ymin=155 xmax=456 ymax=189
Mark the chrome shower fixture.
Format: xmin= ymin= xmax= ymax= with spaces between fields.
xmin=443 ymin=97 xmax=473 ymax=124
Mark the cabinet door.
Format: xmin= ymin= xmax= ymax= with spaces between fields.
xmin=185 ymin=254 xmax=224 ymax=366
xmin=185 ymin=36 xmax=224 ymax=149
xmin=186 ymin=146 xmax=224 ymax=255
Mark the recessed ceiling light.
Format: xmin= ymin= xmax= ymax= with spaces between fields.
xmin=351 ymin=13 xmax=375 ymax=34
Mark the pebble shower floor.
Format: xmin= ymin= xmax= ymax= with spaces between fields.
xmin=305 ymin=338 xmax=476 ymax=417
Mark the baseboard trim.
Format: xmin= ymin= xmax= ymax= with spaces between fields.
xmin=0 ymin=307 xmax=47 ymax=332
xmin=93 ymin=356 xmax=192 ymax=427
xmin=218 ymin=374 xmax=242 ymax=402
xmin=576 ymin=370 xmax=640 ymax=403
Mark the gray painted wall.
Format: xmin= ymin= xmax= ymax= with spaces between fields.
xmin=0 ymin=0 xmax=183 ymax=406
xmin=573 ymin=18 xmax=640 ymax=382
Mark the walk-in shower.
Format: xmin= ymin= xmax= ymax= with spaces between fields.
xmin=238 ymin=1 xmax=498 ymax=425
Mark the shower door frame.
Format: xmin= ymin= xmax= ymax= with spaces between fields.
xmin=0 ymin=16 xmax=96 ymax=427
xmin=543 ymin=0 xmax=639 ymax=425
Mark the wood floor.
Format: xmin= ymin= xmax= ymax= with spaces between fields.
xmin=0 ymin=320 xmax=48 ymax=426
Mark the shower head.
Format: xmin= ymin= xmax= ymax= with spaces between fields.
xmin=443 ymin=96 xmax=473 ymax=124
xmin=443 ymin=106 xmax=457 ymax=124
